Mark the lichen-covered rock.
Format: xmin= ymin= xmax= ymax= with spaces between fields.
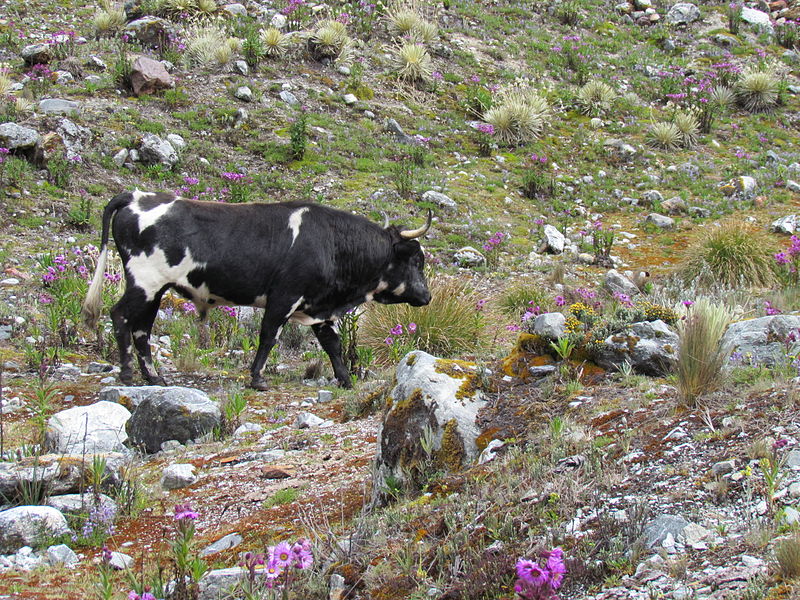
xmin=595 ymin=319 xmax=678 ymax=376
xmin=138 ymin=133 xmax=179 ymax=168
xmin=126 ymin=387 xmax=220 ymax=454
xmin=46 ymin=401 xmax=131 ymax=455
xmin=0 ymin=123 xmax=40 ymax=150
xmin=0 ymin=507 xmax=70 ymax=553
xmin=124 ymin=16 xmax=175 ymax=47
xmin=374 ymin=351 xmax=487 ymax=499
xmin=722 ymin=315 xmax=800 ymax=366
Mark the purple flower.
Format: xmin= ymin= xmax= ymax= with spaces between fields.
xmin=291 ymin=539 xmax=313 ymax=569
xmin=776 ymin=251 xmax=790 ymax=265
xmin=765 ymin=300 xmax=781 ymax=316
xmin=272 ymin=541 xmax=293 ymax=567
xmin=408 ymin=322 xmax=417 ymax=333
xmin=391 ymin=324 xmax=403 ymax=336
xmin=476 ymin=299 xmax=487 ymax=311
xmin=554 ymin=295 xmax=566 ymax=307
xmin=384 ymin=336 xmax=394 ymax=345
xmin=182 ymin=302 xmax=197 ymax=314
xmin=432 ymin=71 xmax=443 ymax=81
xmin=174 ymin=503 xmax=198 ymax=521
xmin=682 ymin=300 xmax=694 ymax=307
xmin=517 ymin=559 xmax=549 ymax=586
xmin=476 ymin=123 xmax=495 ymax=135
xmin=184 ymin=176 xmax=199 ymax=185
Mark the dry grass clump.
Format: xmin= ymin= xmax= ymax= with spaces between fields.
xmin=393 ymin=42 xmax=432 ymax=84
xmin=776 ymin=535 xmax=800 ymax=579
xmin=185 ymin=24 xmax=235 ymax=67
xmin=309 ymin=19 xmax=350 ymax=60
xmin=679 ymin=223 xmax=778 ymax=289
xmin=483 ymin=87 xmax=549 ymax=145
xmin=385 ymin=0 xmax=437 ymax=44
xmin=647 ymin=121 xmax=681 ymax=150
xmin=736 ymin=66 xmax=780 ymax=113
xmin=93 ymin=0 xmax=126 ymax=37
xmin=709 ymin=85 xmax=735 ymax=109
xmin=0 ymin=71 xmax=12 ymax=98
xmin=676 ymin=297 xmax=733 ymax=406
xmin=259 ymin=26 xmax=289 ymax=58
xmin=673 ymin=111 xmax=699 ymax=147
xmin=577 ymin=80 xmax=616 ymax=116
xmin=359 ymin=276 xmax=485 ymax=364
xmin=155 ymin=0 xmax=216 ymax=18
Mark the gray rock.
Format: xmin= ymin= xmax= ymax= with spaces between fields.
xmin=38 ymin=99 xmax=80 ymax=116
xmin=166 ymin=133 xmax=186 ymax=153
xmin=279 ymin=90 xmax=299 ymax=106
xmin=198 ymin=567 xmax=249 ymax=600
xmin=46 ymin=543 xmax=78 ymax=567
xmin=222 ymin=3 xmax=248 ymax=17
xmin=541 ymin=224 xmax=566 ymax=254
xmin=644 ymin=213 xmax=674 ymax=229
xmin=604 ymin=269 xmax=640 ymax=296
xmin=786 ymin=448 xmax=800 ymax=468
xmin=87 ymin=55 xmax=107 ymax=70
xmin=604 ymin=138 xmax=637 ymax=158
xmin=529 ymin=365 xmax=557 ymax=377
xmin=20 ymin=43 xmax=52 ymax=66
xmin=0 ymin=123 xmax=40 ymax=150
xmin=233 ymin=422 xmax=262 ymax=437
xmin=384 ymin=118 xmax=416 ymax=145
xmin=87 ymin=362 xmax=114 ymax=374
xmin=643 ymin=190 xmax=663 ymax=205
xmin=56 ymin=118 xmax=92 ymax=161
xmin=46 ymin=493 xmax=117 ymax=516
xmin=113 ymin=148 xmax=128 ymax=167
xmin=785 ymin=506 xmax=800 ymax=525
xmin=773 ymin=215 xmax=800 ymax=234
xmin=532 ymin=312 xmax=566 ymax=340
xmin=0 ymin=324 xmax=12 ymax=341
xmin=787 ymin=181 xmax=800 ymax=194
xmin=271 ymin=13 xmax=287 ymax=29
xmin=130 ymin=56 xmax=174 ymax=96
xmin=126 ymin=387 xmax=220 ymax=454
xmin=0 ymin=506 xmax=71 ymax=553
xmin=55 ymin=71 xmax=74 ymax=85
xmin=343 ymin=93 xmax=358 ymax=105
xmin=138 ymin=133 xmax=179 ymax=168
xmin=595 ymin=319 xmax=679 ymax=376
xmin=294 ymin=412 xmax=324 ymax=429
xmin=200 ymin=533 xmax=243 ymax=557
xmin=46 ymin=401 xmax=131 ymax=455
xmin=688 ymin=206 xmax=711 ymax=218
xmin=789 ymin=481 xmax=800 ymax=497
xmin=235 ymin=86 xmax=253 ymax=102
xmin=124 ymin=16 xmax=175 ymax=47
xmin=109 ymin=551 xmax=133 ymax=570
xmin=454 ymin=246 xmax=486 ymax=268
xmin=661 ymin=196 xmax=687 ymax=214
xmin=722 ymin=315 xmax=800 ymax=367
xmin=317 ymin=390 xmax=333 ymax=403
xmin=375 ymin=351 xmax=487 ymax=498
xmin=99 ymin=385 xmax=177 ymax=410
xmin=642 ymin=514 xmax=689 ymax=549
xmin=712 ymin=460 xmax=736 ymax=476
xmin=665 ymin=2 xmax=700 ymax=25
xmin=741 ymin=6 xmax=773 ymax=31
xmin=421 ymin=190 xmax=457 ymax=211
xmin=233 ymin=60 xmax=249 ymax=76
xmin=161 ymin=463 xmax=197 ymax=490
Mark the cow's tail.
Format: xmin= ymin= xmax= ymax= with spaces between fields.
xmin=81 ymin=191 xmax=134 ymax=329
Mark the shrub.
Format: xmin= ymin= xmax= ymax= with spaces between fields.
xmin=483 ymin=89 xmax=549 ymax=146
xmin=709 ymin=85 xmax=735 ymax=110
xmin=93 ymin=5 xmax=126 ymax=37
xmin=393 ymin=42 xmax=432 ymax=84
xmin=676 ymin=298 xmax=732 ymax=406
xmin=411 ymin=19 xmax=438 ymax=45
xmin=647 ymin=121 xmax=681 ymax=150
xmin=360 ymin=276 xmax=485 ymax=364
xmin=260 ymin=26 xmax=289 ymax=58
xmin=577 ymin=80 xmax=615 ymax=116
xmin=673 ymin=111 xmax=699 ymax=147
xmin=776 ymin=535 xmax=800 ymax=578
xmin=499 ymin=284 xmax=552 ymax=317
xmin=679 ymin=223 xmax=778 ymax=289
xmin=736 ymin=67 xmax=779 ymax=113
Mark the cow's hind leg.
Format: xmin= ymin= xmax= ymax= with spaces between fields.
xmin=112 ymin=289 xmax=165 ymax=385
xmin=311 ymin=322 xmax=352 ymax=388
xmin=249 ymin=298 xmax=298 ymax=391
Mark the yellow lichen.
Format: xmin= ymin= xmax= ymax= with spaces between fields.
xmin=436 ymin=418 xmax=465 ymax=472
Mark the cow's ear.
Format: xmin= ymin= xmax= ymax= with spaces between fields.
xmin=393 ymin=240 xmax=419 ymax=258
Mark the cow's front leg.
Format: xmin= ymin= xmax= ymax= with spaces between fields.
xmin=312 ymin=322 xmax=352 ymax=388
xmin=250 ymin=300 xmax=295 ymax=390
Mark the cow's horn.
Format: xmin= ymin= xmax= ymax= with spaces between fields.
xmin=399 ymin=209 xmax=432 ymax=239
xmin=382 ymin=211 xmax=390 ymax=228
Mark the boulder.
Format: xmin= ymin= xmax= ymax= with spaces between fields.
xmin=741 ymin=6 xmax=773 ymax=31
xmin=20 ymin=43 xmax=52 ymax=66
xmin=124 ymin=16 xmax=175 ymax=47
xmin=38 ymin=99 xmax=80 ymax=116
xmin=532 ymin=312 xmax=566 ymax=339
xmin=644 ymin=213 xmax=675 ymax=229
xmin=46 ymin=493 xmax=118 ymax=516
xmin=604 ymin=269 xmax=640 ymax=296
xmin=454 ymin=246 xmax=486 ymax=268
xmin=421 ymin=190 xmax=457 ymax=211
xmin=0 ymin=123 xmax=40 ymax=150
xmin=294 ymin=412 xmax=324 ymax=429
xmin=235 ymin=86 xmax=253 ymax=102
xmin=138 ymin=133 xmax=179 ymax=168
xmin=198 ymin=567 xmax=249 ymax=600
xmin=200 ymin=533 xmax=243 ymax=557
xmin=161 ymin=463 xmax=197 ymax=490
xmin=374 ymin=351 xmax=487 ymax=497
xmin=279 ymin=90 xmax=299 ymax=106
xmin=46 ymin=543 xmax=79 ymax=567
xmin=126 ymin=387 xmax=220 ymax=454
xmin=45 ymin=401 xmax=131 ymax=455
xmin=56 ymin=118 xmax=92 ymax=161
xmin=130 ymin=56 xmax=174 ymax=96
xmin=771 ymin=215 xmax=799 ymax=235
xmin=595 ymin=319 xmax=679 ymax=376
xmin=0 ymin=507 xmax=70 ymax=553
xmin=722 ymin=315 xmax=800 ymax=366
xmin=99 ymin=385 xmax=173 ymax=410
xmin=665 ymin=2 xmax=700 ymax=24
xmin=541 ymin=224 xmax=566 ymax=254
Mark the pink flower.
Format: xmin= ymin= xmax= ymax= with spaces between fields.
xmin=408 ymin=322 xmax=417 ymax=333
xmin=272 ymin=541 xmax=293 ymax=567
xmin=517 ymin=559 xmax=548 ymax=586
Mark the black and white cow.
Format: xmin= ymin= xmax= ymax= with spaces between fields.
xmin=82 ymin=190 xmax=432 ymax=390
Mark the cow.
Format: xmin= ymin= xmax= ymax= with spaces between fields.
xmin=81 ymin=190 xmax=432 ymax=390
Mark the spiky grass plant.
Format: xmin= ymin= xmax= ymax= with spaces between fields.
xmin=709 ymin=85 xmax=735 ymax=110
xmin=736 ymin=67 xmax=779 ymax=113
xmin=360 ymin=276 xmax=485 ymax=364
xmin=386 ymin=7 xmax=422 ymax=37
xmin=0 ymin=72 xmax=12 ymax=98
xmin=160 ymin=0 xmax=198 ymax=17
xmin=674 ymin=111 xmax=699 ymax=147
xmin=196 ymin=0 xmax=216 ymax=14
xmin=14 ymin=97 xmax=34 ymax=114
xmin=483 ymin=89 xmax=549 ymax=146
xmin=676 ymin=298 xmax=732 ymax=406
xmin=647 ymin=121 xmax=681 ymax=150
xmin=776 ymin=536 xmax=800 ymax=578
xmin=93 ymin=5 xmax=126 ymax=37
xmin=411 ymin=19 xmax=438 ymax=45
xmin=185 ymin=25 xmax=232 ymax=67
xmin=679 ymin=223 xmax=778 ymax=289
xmin=310 ymin=19 xmax=350 ymax=59
xmin=577 ymin=80 xmax=616 ymax=116
xmin=393 ymin=42 xmax=432 ymax=84
xmin=260 ymin=26 xmax=289 ymax=58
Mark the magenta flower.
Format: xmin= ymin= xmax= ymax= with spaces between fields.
xmin=384 ymin=336 xmax=393 ymax=345
xmin=408 ymin=322 xmax=417 ymax=333
xmin=174 ymin=503 xmax=199 ymax=520
xmin=265 ymin=558 xmax=282 ymax=579
xmin=517 ymin=559 xmax=549 ymax=586
xmin=272 ymin=541 xmax=293 ymax=567
xmin=554 ymin=295 xmax=566 ymax=307
xmin=391 ymin=324 xmax=403 ymax=336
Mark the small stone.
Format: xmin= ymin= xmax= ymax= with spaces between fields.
xmin=329 ymin=573 xmax=347 ymax=600
xmin=46 ymin=544 xmax=79 ymax=567
xmin=541 ymin=224 xmax=566 ymax=254
xmin=235 ymin=86 xmax=253 ymax=102
xmin=421 ymin=190 xmax=457 ymax=211
xmin=343 ymin=93 xmax=358 ymax=105
xmin=279 ymin=90 xmax=299 ymax=106
xmin=317 ymin=390 xmax=333 ymax=403
xmin=788 ymin=481 xmax=800 ymax=497
xmin=233 ymin=60 xmax=249 ymax=76
xmin=533 ymin=312 xmax=566 ymax=339
xmin=770 ymin=215 xmax=799 ymax=234
xmin=294 ymin=412 xmax=324 ymax=429
xmin=0 ymin=278 xmax=20 ymax=287
xmin=712 ymin=459 xmax=736 ymax=476
xmin=161 ymin=463 xmax=197 ymax=490
xmin=454 ymin=246 xmax=486 ymax=268
xmin=200 ymin=533 xmax=243 ymax=557
xmin=109 ymin=551 xmax=133 ymax=570
xmin=786 ymin=448 xmax=800 ymax=468
xmin=785 ymin=506 xmax=800 ymax=525
xmin=644 ymin=213 xmax=674 ymax=229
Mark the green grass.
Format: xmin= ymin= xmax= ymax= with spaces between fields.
xmin=263 ymin=487 xmax=300 ymax=508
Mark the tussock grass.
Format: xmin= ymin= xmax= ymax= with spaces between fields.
xmin=777 ymin=536 xmax=800 ymax=579
xmin=483 ymin=89 xmax=549 ymax=145
xmin=679 ymin=223 xmax=778 ymax=289
xmin=185 ymin=25 xmax=234 ymax=67
xmin=577 ymin=80 xmax=615 ymax=116
xmin=736 ymin=68 xmax=779 ymax=113
xmin=393 ymin=42 xmax=432 ymax=84
xmin=260 ymin=26 xmax=289 ymax=58
xmin=360 ymin=276 xmax=485 ymax=364
xmin=647 ymin=121 xmax=681 ymax=150
xmin=676 ymin=298 xmax=732 ymax=406
xmin=674 ymin=111 xmax=699 ymax=147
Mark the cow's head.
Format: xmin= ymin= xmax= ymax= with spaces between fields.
xmin=375 ymin=211 xmax=432 ymax=307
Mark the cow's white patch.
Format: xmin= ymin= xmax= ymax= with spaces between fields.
xmin=133 ymin=330 xmax=147 ymax=339
xmin=365 ymin=280 xmax=388 ymax=302
xmin=127 ymin=247 xmax=206 ymax=302
xmin=288 ymin=207 xmax=309 ymax=247
xmin=392 ymin=283 xmax=406 ymax=296
xmin=289 ymin=312 xmax=326 ymax=326
xmin=130 ymin=194 xmax=174 ymax=232
xmin=284 ymin=297 xmax=305 ymax=319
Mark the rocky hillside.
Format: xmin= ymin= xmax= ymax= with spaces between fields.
xmin=1 ymin=0 xmax=800 ymax=598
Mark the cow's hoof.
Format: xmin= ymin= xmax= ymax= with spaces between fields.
xmin=120 ymin=371 xmax=133 ymax=385
xmin=337 ymin=378 xmax=353 ymax=389
xmin=146 ymin=377 xmax=166 ymax=386
xmin=250 ymin=378 xmax=270 ymax=391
